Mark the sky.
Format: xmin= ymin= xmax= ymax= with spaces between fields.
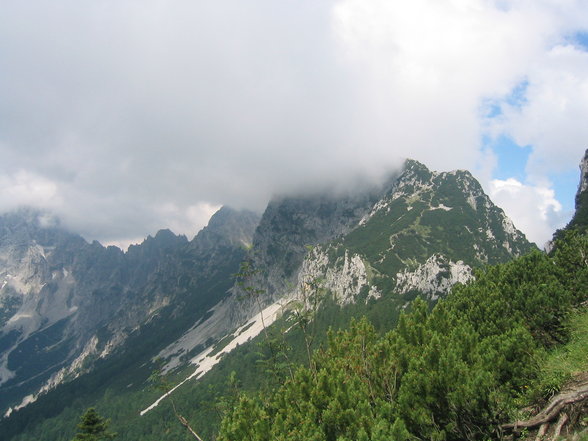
xmin=1 ymin=0 xmax=588 ymax=249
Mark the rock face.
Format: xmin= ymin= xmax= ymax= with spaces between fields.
xmin=578 ymin=149 xmax=588 ymax=196
xmin=248 ymin=185 xmax=393 ymax=298
xmin=0 ymin=207 xmax=259 ymax=415
xmin=566 ymin=149 xmax=588 ymax=231
xmin=296 ymin=247 xmax=381 ymax=305
xmin=395 ymin=254 xmax=473 ymax=300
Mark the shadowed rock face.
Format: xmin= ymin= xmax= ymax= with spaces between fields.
xmin=248 ymin=185 xmax=391 ymax=301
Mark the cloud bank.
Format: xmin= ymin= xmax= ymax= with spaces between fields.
xmin=0 ymin=0 xmax=587 ymax=245
xmin=489 ymin=178 xmax=569 ymax=247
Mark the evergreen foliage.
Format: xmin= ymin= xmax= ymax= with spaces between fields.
xmin=71 ymin=408 xmax=116 ymax=441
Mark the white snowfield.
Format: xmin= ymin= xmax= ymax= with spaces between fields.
xmin=140 ymin=300 xmax=285 ymax=415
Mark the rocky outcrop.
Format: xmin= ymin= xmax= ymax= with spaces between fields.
xmin=296 ymin=247 xmax=381 ymax=305
xmin=395 ymin=254 xmax=473 ymax=300
xmin=230 ymin=186 xmax=393 ymax=314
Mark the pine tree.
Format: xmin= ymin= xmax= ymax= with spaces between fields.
xmin=71 ymin=408 xmax=116 ymax=441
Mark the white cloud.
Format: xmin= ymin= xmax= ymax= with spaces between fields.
xmin=493 ymin=44 xmax=588 ymax=184
xmin=0 ymin=170 xmax=62 ymax=212
xmin=331 ymin=0 xmax=566 ymax=171
xmin=489 ymin=178 xmax=569 ymax=246
xmin=0 ymin=1 xmax=587 ymax=243
xmin=154 ymin=202 xmax=222 ymax=240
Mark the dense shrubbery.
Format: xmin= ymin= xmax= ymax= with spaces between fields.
xmin=218 ymin=231 xmax=588 ymax=441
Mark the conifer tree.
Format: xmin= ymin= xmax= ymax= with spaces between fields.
xmin=71 ymin=408 xmax=116 ymax=441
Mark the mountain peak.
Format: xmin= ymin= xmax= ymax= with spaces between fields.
xmin=191 ymin=206 xmax=260 ymax=250
xmin=403 ymin=158 xmax=429 ymax=172
xmin=128 ymin=229 xmax=187 ymax=255
xmin=206 ymin=206 xmax=252 ymax=230
xmin=401 ymin=159 xmax=433 ymax=180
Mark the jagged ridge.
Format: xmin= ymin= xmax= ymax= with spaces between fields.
xmin=0 ymin=207 xmax=259 ymax=415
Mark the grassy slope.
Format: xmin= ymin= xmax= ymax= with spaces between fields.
xmin=527 ymin=308 xmax=588 ymax=405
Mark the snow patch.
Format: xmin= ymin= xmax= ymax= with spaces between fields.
xmin=7 ymin=312 xmax=34 ymax=324
xmin=4 ymin=394 xmax=35 ymax=418
xmin=140 ymin=300 xmax=286 ymax=416
xmin=156 ymin=298 xmax=239 ymax=371
xmin=432 ymin=204 xmax=452 ymax=211
xmin=0 ymin=362 xmax=16 ymax=386
xmin=359 ymin=198 xmax=390 ymax=225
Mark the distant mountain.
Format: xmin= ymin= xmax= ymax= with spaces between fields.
xmin=0 ymin=158 xmax=536 ymax=440
xmin=0 ymin=207 xmax=259 ymax=416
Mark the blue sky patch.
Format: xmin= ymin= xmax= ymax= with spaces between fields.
xmin=490 ymin=135 xmax=531 ymax=182
xmin=551 ymin=169 xmax=579 ymax=213
xmin=486 ymin=135 xmax=578 ymax=215
xmin=571 ymin=32 xmax=588 ymax=51
xmin=481 ymin=99 xmax=502 ymax=118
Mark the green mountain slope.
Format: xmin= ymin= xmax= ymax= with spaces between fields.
xmin=297 ymin=160 xmax=535 ymax=304
xmin=216 ymin=151 xmax=588 ymax=441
